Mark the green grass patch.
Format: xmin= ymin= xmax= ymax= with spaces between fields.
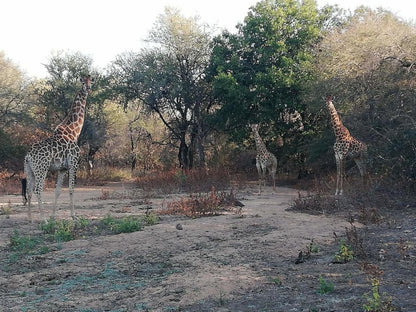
xmin=101 ymin=214 xmax=158 ymax=234
xmin=318 ymin=276 xmax=334 ymax=295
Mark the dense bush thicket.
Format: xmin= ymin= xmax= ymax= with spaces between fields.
xmin=0 ymin=3 xmax=414 ymax=192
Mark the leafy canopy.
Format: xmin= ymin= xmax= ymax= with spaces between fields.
xmin=209 ymin=0 xmax=327 ymax=139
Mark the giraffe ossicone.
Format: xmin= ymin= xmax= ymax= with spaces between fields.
xmin=23 ymin=75 xmax=94 ymax=221
xmin=250 ymin=123 xmax=277 ymax=193
xmin=326 ymin=95 xmax=368 ymax=195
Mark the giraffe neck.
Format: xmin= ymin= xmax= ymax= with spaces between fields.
xmin=326 ymin=101 xmax=350 ymax=141
xmin=54 ymin=88 xmax=88 ymax=142
xmin=253 ymin=130 xmax=268 ymax=154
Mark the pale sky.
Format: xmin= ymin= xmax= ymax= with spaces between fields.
xmin=1 ymin=0 xmax=414 ymax=78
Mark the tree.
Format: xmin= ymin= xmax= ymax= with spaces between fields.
xmin=110 ymin=8 xmax=215 ymax=169
xmin=0 ymin=52 xmax=31 ymax=170
xmin=209 ymin=0 xmax=328 ymax=139
xmin=0 ymin=52 xmax=28 ymax=130
xmin=207 ymin=0 xmax=333 ymax=176
xmin=308 ymin=7 xmax=416 ymax=187
xmin=36 ymin=51 xmax=107 ymax=169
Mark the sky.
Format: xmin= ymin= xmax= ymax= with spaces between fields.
xmin=1 ymin=0 xmax=415 ymax=78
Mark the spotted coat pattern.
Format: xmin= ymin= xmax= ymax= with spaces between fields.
xmin=250 ymin=124 xmax=277 ymax=193
xmin=24 ymin=76 xmax=93 ymax=220
xmin=326 ymin=96 xmax=368 ymax=195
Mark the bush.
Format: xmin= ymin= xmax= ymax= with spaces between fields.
xmin=135 ymin=167 xmax=234 ymax=194
xmin=160 ymin=188 xmax=238 ymax=218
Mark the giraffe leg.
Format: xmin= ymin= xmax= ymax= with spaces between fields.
xmin=25 ymin=173 xmax=34 ymax=222
xmin=260 ymin=164 xmax=267 ymax=193
xmin=34 ymin=186 xmax=44 ymax=221
xmin=256 ymin=159 xmax=262 ymax=194
xmin=24 ymin=159 xmax=34 ymax=221
xmin=53 ymin=171 xmax=66 ymax=217
xmin=335 ymin=154 xmax=343 ymax=196
xmin=271 ymin=161 xmax=277 ymax=192
xmin=338 ymin=158 xmax=344 ymax=196
xmin=68 ymin=161 xmax=78 ymax=219
xmin=33 ymin=170 xmax=48 ymax=221
xmin=355 ymin=158 xmax=368 ymax=187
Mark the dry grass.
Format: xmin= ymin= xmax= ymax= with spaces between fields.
xmin=159 ymin=187 xmax=240 ymax=218
xmin=135 ymin=167 xmax=234 ymax=194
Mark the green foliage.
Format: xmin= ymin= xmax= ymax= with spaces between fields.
xmin=40 ymin=217 xmax=90 ymax=242
xmin=209 ymin=0 xmax=329 ymax=136
xmin=101 ymin=214 xmax=158 ymax=234
xmin=40 ymin=218 xmax=75 ymax=242
xmin=318 ymin=276 xmax=334 ymax=294
xmin=0 ymin=52 xmax=30 ymax=169
xmin=142 ymin=213 xmax=159 ymax=226
xmin=7 ymin=230 xmax=48 ymax=266
xmin=112 ymin=216 xmax=143 ymax=234
xmin=110 ymin=8 xmax=215 ymax=169
xmin=308 ymin=8 xmax=416 ymax=189
xmin=363 ymin=278 xmax=394 ymax=312
xmin=9 ymin=230 xmax=41 ymax=253
xmin=333 ymin=239 xmax=354 ymax=263
xmin=35 ymin=51 xmax=107 ymax=166
xmin=309 ymin=240 xmax=319 ymax=253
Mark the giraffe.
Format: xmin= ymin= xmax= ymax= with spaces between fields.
xmin=326 ymin=95 xmax=368 ymax=195
xmin=250 ymin=123 xmax=277 ymax=193
xmin=23 ymin=75 xmax=94 ymax=221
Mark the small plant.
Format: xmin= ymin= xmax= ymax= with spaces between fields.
xmin=77 ymin=216 xmax=90 ymax=228
xmin=318 ymin=276 xmax=334 ymax=295
xmin=345 ymin=224 xmax=367 ymax=259
xmin=7 ymin=230 xmax=48 ymax=264
xmin=160 ymin=187 xmax=237 ymax=218
xmin=101 ymin=214 xmax=149 ymax=234
xmin=142 ymin=212 xmax=159 ymax=226
xmin=397 ymin=237 xmax=409 ymax=260
xmin=362 ymin=278 xmax=394 ymax=312
xmin=1 ymin=200 xmax=12 ymax=217
xmin=268 ymin=276 xmax=282 ymax=286
xmin=9 ymin=230 xmax=41 ymax=253
xmin=217 ymin=289 xmax=227 ymax=306
xmin=98 ymin=189 xmax=110 ymax=200
xmin=40 ymin=218 xmax=74 ymax=242
xmin=333 ymin=239 xmax=354 ymax=263
xmin=114 ymin=216 xmax=143 ymax=233
xmin=309 ymin=240 xmax=319 ymax=253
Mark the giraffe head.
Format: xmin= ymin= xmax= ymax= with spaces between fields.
xmin=80 ymin=75 xmax=94 ymax=94
xmin=326 ymin=95 xmax=333 ymax=105
xmin=249 ymin=123 xmax=260 ymax=132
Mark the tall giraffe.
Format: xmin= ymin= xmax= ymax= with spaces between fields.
xmin=326 ymin=95 xmax=368 ymax=195
xmin=23 ymin=75 xmax=94 ymax=221
xmin=250 ymin=124 xmax=277 ymax=193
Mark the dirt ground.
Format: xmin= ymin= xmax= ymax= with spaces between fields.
xmin=0 ymin=182 xmax=414 ymax=312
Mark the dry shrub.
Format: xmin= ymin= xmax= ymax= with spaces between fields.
xmin=289 ymin=190 xmax=340 ymax=215
xmin=160 ymin=187 xmax=238 ymax=218
xmin=289 ymin=174 xmax=416 ymax=222
xmin=77 ymin=167 xmax=132 ymax=185
xmin=136 ymin=167 xmax=233 ymax=194
xmin=345 ymin=223 xmax=367 ymax=260
xmin=0 ymin=170 xmax=22 ymax=195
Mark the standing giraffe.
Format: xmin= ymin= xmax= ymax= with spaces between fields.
xmin=23 ymin=75 xmax=94 ymax=221
xmin=250 ymin=124 xmax=277 ymax=193
xmin=326 ymin=95 xmax=368 ymax=195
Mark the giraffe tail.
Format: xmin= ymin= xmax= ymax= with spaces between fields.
xmin=22 ymin=155 xmax=32 ymax=205
xmin=21 ymin=178 xmax=27 ymax=205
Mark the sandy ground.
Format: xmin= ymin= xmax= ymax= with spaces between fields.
xmin=0 ymin=183 xmax=414 ymax=311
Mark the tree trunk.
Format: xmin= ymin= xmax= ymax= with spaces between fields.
xmin=178 ymin=139 xmax=191 ymax=169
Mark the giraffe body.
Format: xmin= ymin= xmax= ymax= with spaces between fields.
xmin=326 ymin=96 xmax=368 ymax=195
xmin=23 ymin=75 xmax=93 ymax=221
xmin=250 ymin=124 xmax=277 ymax=193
